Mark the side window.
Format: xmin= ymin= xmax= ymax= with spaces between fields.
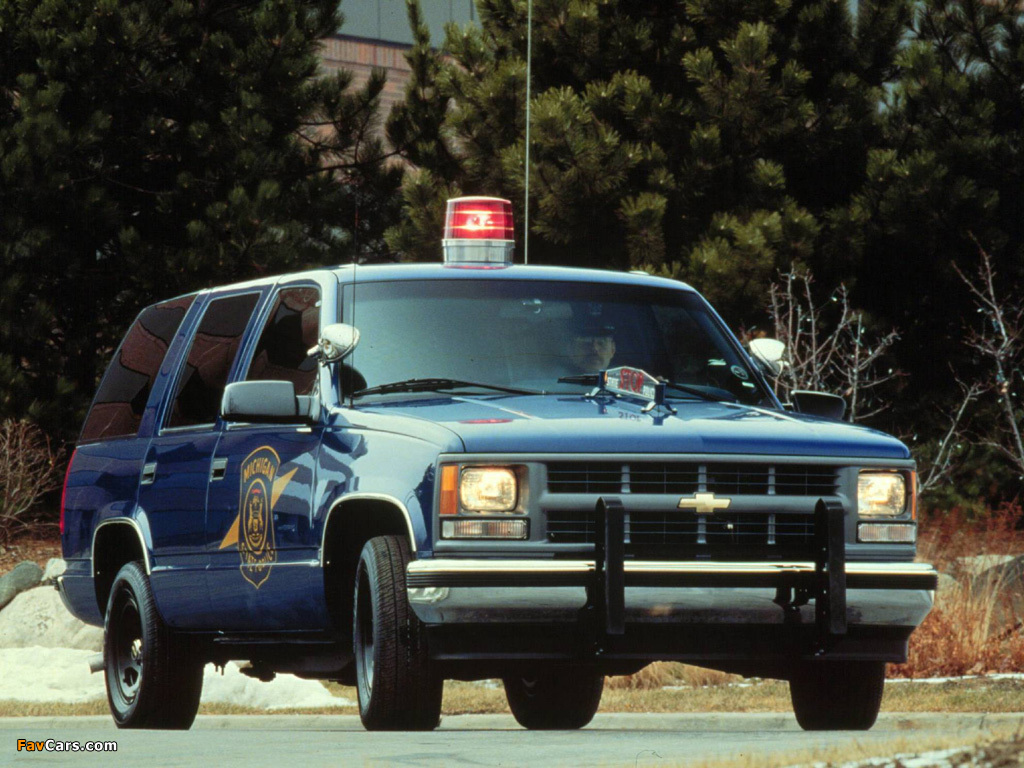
xmin=79 ymin=296 xmax=196 ymax=443
xmin=245 ymin=286 xmax=321 ymax=395
xmin=167 ymin=293 xmax=260 ymax=429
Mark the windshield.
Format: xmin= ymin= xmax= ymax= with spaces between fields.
xmin=341 ymin=279 xmax=770 ymax=405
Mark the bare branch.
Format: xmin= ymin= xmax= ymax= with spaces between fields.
xmin=954 ymin=237 xmax=1024 ymax=475
xmin=768 ymin=269 xmax=901 ymax=421
xmin=0 ymin=420 xmax=62 ymax=545
xmin=918 ymin=377 xmax=983 ymax=494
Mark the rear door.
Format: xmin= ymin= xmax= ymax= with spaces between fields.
xmin=140 ymin=290 xmax=263 ymax=629
xmin=63 ymin=296 xmax=196 ymax=624
xmin=205 ymin=282 xmax=327 ymax=630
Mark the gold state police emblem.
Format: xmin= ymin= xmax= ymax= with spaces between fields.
xmin=238 ymin=446 xmax=280 ymax=588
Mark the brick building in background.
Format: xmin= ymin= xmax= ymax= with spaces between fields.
xmin=324 ymin=1 xmax=478 ymax=117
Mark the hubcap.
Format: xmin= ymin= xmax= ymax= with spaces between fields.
xmin=113 ymin=593 xmax=143 ymax=704
xmin=356 ymin=570 xmax=374 ymax=692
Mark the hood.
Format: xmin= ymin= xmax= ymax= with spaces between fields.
xmin=358 ymin=394 xmax=910 ymax=459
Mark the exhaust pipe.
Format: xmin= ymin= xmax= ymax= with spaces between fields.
xmin=88 ymin=653 xmax=104 ymax=674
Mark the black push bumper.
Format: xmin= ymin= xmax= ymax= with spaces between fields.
xmin=408 ymin=500 xmax=937 ymax=665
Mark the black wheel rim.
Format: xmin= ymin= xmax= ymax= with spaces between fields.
xmin=111 ymin=590 xmax=143 ymax=706
xmin=355 ymin=568 xmax=374 ymax=692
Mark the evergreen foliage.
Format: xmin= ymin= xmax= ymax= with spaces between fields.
xmin=853 ymin=0 xmax=1023 ymax=419
xmin=0 ymin=0 xmax=401 ymax=440
xmin=386 ymin=0 xmax=909 ymax=325
xmin=386 ymin=0 xmax=1024 ymax=501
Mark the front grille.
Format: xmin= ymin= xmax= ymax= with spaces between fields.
xmin=546 ymin=461 xmax=839 ymax=496
xmin=543 ymin=459 xmax=839 ymax=558
xmin=547 ymin=462 xmax=622 ymax=494
xmin=547 ymin=510 xmax=815 ymax=553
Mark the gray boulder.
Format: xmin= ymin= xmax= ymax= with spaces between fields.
xmin=42 ymin=558 xmax=66 ymax=584
xmin=965 ymin=555 xmax=1024 ymax=628
xmin=953 ymin=554 xmax=1018 ymax=579
xmin=0 ymin=561 xmax=44 ymax=610
xmin=0 ymin=586 xmax=103 ymax=651
xmin=935 ymin=571 xmax=960 ymax=603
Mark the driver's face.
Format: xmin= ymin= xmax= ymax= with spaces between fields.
xmin=569 ymin=334 xmax=616 ymax=373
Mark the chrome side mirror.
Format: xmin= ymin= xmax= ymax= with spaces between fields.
xmin=308 ymin=323 xmax=360 ymax=364
xmin=221 ymin=381 xmax=315 ymax=425
xmin=748 ymin=338 xmax=786 ymax=377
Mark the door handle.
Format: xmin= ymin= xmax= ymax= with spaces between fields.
xmin=210 ymin=458 xmax=228 ymax=481
xmin=141 ymin=462 xmax=157 ymax=485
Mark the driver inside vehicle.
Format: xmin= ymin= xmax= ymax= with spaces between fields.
xmin=567 ymin=322 xmax=616 ymax=374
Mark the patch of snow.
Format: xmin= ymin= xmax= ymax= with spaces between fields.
xmin=203 ymin=662 xmax=353 ymax=710
xmin=0 ymin=648 xmax=103 ymax=704
xmin=886 ymin=673 xmax=1024 ymax=684
xmin=0 ymin=587 xmax=103 ymax=651
xmin=828 ymin=745 xmax=980 ymax=768
xmin=0 ymin=648 xmax=353 ymax=709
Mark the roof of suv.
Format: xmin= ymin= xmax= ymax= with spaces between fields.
xmin=196 ymin=262 xmax=699 ymax=296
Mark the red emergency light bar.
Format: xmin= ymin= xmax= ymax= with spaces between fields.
xmin=442 ymin=196 xmax=515 ymax=265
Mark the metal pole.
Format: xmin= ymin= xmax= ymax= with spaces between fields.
xmin=523 ymin=0 xmax=532 ymax=265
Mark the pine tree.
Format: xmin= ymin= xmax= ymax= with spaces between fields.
xmin=848 ymin=0 xmax=1023 ymax=442
xmin=0 ymin=0 xmax=402 ymax=439
xmin=386 ymin=0 xmax=908 ymax=326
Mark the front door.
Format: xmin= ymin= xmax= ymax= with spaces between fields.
xmin=204 ymin=284 xmax=328 ymax=630
xmin=206 ymin=428 xmax=324 ymax=630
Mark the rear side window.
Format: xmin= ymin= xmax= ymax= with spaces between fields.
xmin=246 ymin=286 xmax=321 ymax=395
xmin=79 ymin=296 xmax=196 ymax=443
xmin=167 ymin=293 xmax=260 ymax=429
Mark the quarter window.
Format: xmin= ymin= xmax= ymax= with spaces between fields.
xmin=167 ymin=293 xmax=260 ymax=428
xmin=79 ymin=296 xmax=195 ymax=443
xmin=246 ymin=287 xmax=320 ymax=395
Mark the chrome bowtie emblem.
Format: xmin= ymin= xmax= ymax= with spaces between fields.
xmin=677 ymin=492 xmax=731 ymax=515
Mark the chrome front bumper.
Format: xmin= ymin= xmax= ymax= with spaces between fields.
xmin=407 ymin=559 xmax=937 ymax=628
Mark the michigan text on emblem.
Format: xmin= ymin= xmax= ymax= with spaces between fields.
xmin=238 ymin=446 xmax=280 ymax=588
xmin=677 ymin=492 xmax=731 ymax=514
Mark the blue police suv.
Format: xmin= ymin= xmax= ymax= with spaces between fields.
xmin=59 ymin=197 xmax=936 ymax=732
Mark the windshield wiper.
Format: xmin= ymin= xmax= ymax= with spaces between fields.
xmin=662 ymin=381 xmax=736 ymax=403
xmin=556 ymin=374 xmax=601 ymax=386
xmin=353 ymin=378 xmax=541 ymax=398
xmin=557 ymin=373 xmax=733 ymax=404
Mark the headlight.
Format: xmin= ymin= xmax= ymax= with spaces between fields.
xmin=459 ymin=467 xmax=519 ymax=512
xmin=858 ymin=472 xmax=907 ymax=517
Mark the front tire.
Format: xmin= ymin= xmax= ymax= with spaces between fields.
xmin=353 ymin=536 xmax=442 ymax=731
xmin=790 ymin=661 xmax=885 ymax=730
xmin=103 ymin=562 xmax=203 ymax=729
xmin=503 ymin=669 xmax=604 ymax=730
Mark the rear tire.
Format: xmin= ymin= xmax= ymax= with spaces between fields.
xmin=503 ymin=669 xmax=604 ymax=730
xmin=789 ymin=661 xmax=885 ymax=730
xmin=353 ymin=536 xmax=442 ymax=731
xmin=103 ymin=562 xmax=203 ymax=729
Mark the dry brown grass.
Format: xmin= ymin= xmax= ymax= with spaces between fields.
xmin=606 ymin=662 xmax=740 ymax=690
xmin=2 ymin=676 xmax=1022 ymax=717
xmin=894 ymin=502 xmax=1024 ymax=678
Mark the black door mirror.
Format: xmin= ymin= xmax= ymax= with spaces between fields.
xmin=221 ymin=381 xmax=317 ymax=424
xmin=791 ymin=390 xmax=847 ymax=421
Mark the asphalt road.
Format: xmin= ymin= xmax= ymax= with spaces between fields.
xmin=3 ymin=713 xmax=1020 ymax=767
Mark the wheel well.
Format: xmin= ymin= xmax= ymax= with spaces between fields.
xmin=322 ymin=499 xmax=412 ymax=640
xmin=93 ymin=523 xmax=146 ymax=617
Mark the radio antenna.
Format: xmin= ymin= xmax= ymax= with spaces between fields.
xmin=523 ymin=0 xmax=532 ymax=265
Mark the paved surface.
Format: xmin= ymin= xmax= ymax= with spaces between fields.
xmin=2 ymin=713 xmax=1021 ymax=767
